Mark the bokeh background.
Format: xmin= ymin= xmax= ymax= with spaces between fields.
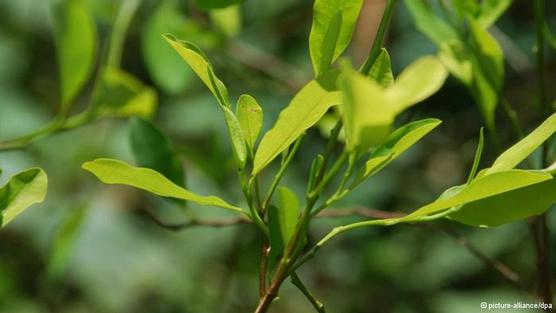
xmin=1 ymin=0 xmax=556 ymax=312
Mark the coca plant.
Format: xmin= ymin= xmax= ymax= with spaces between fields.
xmin=81 ymin=0 xmax=556 ymax=311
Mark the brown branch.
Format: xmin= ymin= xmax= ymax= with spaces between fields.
xmin=138 ymin=208 xmax=250 ymax=231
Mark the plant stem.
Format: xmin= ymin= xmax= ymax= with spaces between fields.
xmin=360 ymin=0 xmax=398 ymax=74
xmin=291 ymin=272 xmax=326 ymax=313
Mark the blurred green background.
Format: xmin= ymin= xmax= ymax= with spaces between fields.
xmin=0 ymin=0 xmax=555 ymax=312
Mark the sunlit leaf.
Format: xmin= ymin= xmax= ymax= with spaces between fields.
xmin=236 ymin=94 xmax=263 ymax=154
xmin=352 ymin=119 xmax=442 ymax=186
xmin=253 ymin=71 xmax=341 ymax=175
xmin=487 ymin=112 xmax=556 ymax=175
xmin=82 ymin=159 xmax=245 ymax=214
xmin=450 ymin=175 xmax=556 ymax=227
xmin=96 ymin=68 xmax=157 ymax=119
xmin=368 ymin=48 xmax=394 ymax=87
xmin=129 ymin=117 xmax=184 ymax=187
xmin=403 ymin=170 xmax=551 ymax=220
xmin=0 ymin=168 xmax=48 ymax=227
xmin=164 ymin=34 xmax=230 ymax=107
xmin=222 ymin=106 xmax=248 ymax=167
xmin=52 ymin=0 xmax=97 ymax=108
xmin=309 ymin=0 xmax=363 ymax=76
xmin=438 ymin=40 xmax=473 ymax=85
xmin=142 ymin=2 xmax=192 ymax=94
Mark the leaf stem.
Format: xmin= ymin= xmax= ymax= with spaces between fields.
xmin=291 ymin=272 xmax=326 ymax=313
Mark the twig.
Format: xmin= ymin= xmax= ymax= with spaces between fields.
xmin=138 ymin=208 xmax=250 ymax=231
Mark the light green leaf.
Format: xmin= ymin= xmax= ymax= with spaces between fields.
xmin=195 ymin=0 xmax=241 ymax=10
xmin=368 ymin=48 xmax=394 ymax=87
xmin=82 ymin=159 xmax=245 ymax=215
xmin=222 ymin=106 xmax=248 ymax=167
xmin=404 ymin=0 xmax=459 ymax=46
xmin=210 ymin=5 xmax=241 ymax=37
xmin=404 ymin=170 xmax=552 ymax=220
xmin=341 ymin=68 xmax=393 ymax=150
xmin=385 ymin=56 xmax=448 ymax=112
xmin=164 ymin=34 xmax=230 ymax=107
xmin=129 ymin=117 xmax=184 ymax=187
xmin=96 ymin=68 xmax=157 ymax=119
xmin=0 ymin=168 xmax=48 ymax=227
xmin=352 ymin=118 xmax=441 ymax=186
xmin=450 ymin=175 xmax=556 ymax=227
xmin=53 ymin=0 xmax=97 ymax=108
xmin=236 ymin=94 xmax=263 ymax=153
xmin=452 ymin=0 xmax=479 ymax=19
xmin=439 ymin=40 xmax=473 ymax=85
xmin=142 ymin=3 xmax=192 ymax=94
xmin=466 ymin=127 xmax=485 ymax=184
xmin=268 ymin=187 xmax=301 ymax=262
xmin=476 ymin=0 xmax=512 ymax=29
xmin=309 ymin=0 xmax=363 ymax=76
xmin=487 ymin=112 xmax=556 ymax=175
xmin=253 ymin=71 xmax=341 ymax=175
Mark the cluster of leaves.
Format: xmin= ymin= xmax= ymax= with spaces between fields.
xmin=79 ymin=0 xmax=556 ymax=311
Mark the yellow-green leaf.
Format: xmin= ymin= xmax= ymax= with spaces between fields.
xmin=236 ymin=94 xmax=263 ymax=153
xmin=53 ymin=0 xmax=97 ymax=108
xmin=309 ymin=0 xmax=363 ymax=76
xmin=368 ymin=48 xmax=394 ymax=87
xmin=253 ymin=71 xmax=341 ymax=175
xmin=82 ymin=159 xmax=245 ymax=215
xmin=0 ymin=168 xmax=48 ymax=227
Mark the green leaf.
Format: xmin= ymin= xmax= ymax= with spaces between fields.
xmin=129 ymin=117 xmax=184 ymax=187
xmin=466 ymin=127 xmax=485 ymax=184
xmin=222 ymin=106 xmax=248 ymax=167
xmin=0 ymin=168 xmax=48 ymax=227
xmin=210 ymin=5 xmax=241 ymax=37
xmin=142 ymin=3 xmax=193 ymax=94
xmin=309 ymin=0 xmax=364 ymax=76
xmin=268 ymin=187 xmax=300 ymax=262
xmin=403 ymin=170 xmax=552 ymax=220
xmin=96 ymin=68 xmax=157 ymax=119
xmin=164 ymin=34 xmax=230 ymax=107
xmin=368 ymin=48 xmax=394 ymax=87
xmin=476 ymin=0 xmax=512 ymax=29
xmin=53 ymin=0 xmax=97 ymax=108
xmin=82 ymin=159 xmax=245 ymax=215
xmin=340 ymin=57 xmax=446 ymax=151
xmin=404 ymin=0 xmax=459 ymax=46
xmin=236 ymin=94 xmax=263 ymax=154
xmin=195 ymin=0 xmax=241 ymax=10
xmin=449 ymin=175 xmax=556 ymax=227
xmin=385 ymin=56 xmax=448 ymax=112
xmin=487 ymin=112 xmax=556 ymax=175
xmin=352 ymin=118 xmax=442 ymax=186
xmin=253 ymin=71 xmax=341 ymax=175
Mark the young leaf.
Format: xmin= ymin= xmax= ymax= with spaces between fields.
xmin=268 ymin=187 xmax=300 ymax=262
xmin=195 ymin=0 xmax=241 ymax=10
xmin=52 ymin=0 xmax=97 ymax=108
xmin=476 ymin=0 xmax=512 ymax=29
xmin=449 ymin=175 xmax=556 ymax=227
xmin=222 ymin=106 xmax=248 ymax=167
xmin=403 ymin=170 xmax=551 ymax=220
xmin=164 ymin=34 xmax=230 ymax=107
xmin=438 ymin=40 xmax=473 ymax=85
xmin=129 ymin=117 xmax=184 ymax=187
xmin=82 ymin=159 xmax=245 ymax=215
xmin=210 ymin=5 xmax=241 ymax=37
xmin=0 ymin=168 xmax=48 ymax=227
xmin=309 ymin=0 xmax=364 ymax=76
xmin=236 ymin=94 xmax=263 ymax=153
xmin=404 ymin=0 xmax=459 ymax=46
xmin=487 ymin=112 xmax=556 ymax=175
xmin=385 ymin=56 xmax=448 ymax=112
xmin=253 ymin=71 xmax=341 ymax=175
xmin=368 ymin=48 xmax=394 ymax=87
xmin=96 ymin=68 xmax=157 ymax=119
xmin=142 ymin=2 xmax=192 ymax=94
xmin=466 ymin=128 xmax=485 ymax=184
xmin=352 ymin=118 xmax=442 ymax=186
